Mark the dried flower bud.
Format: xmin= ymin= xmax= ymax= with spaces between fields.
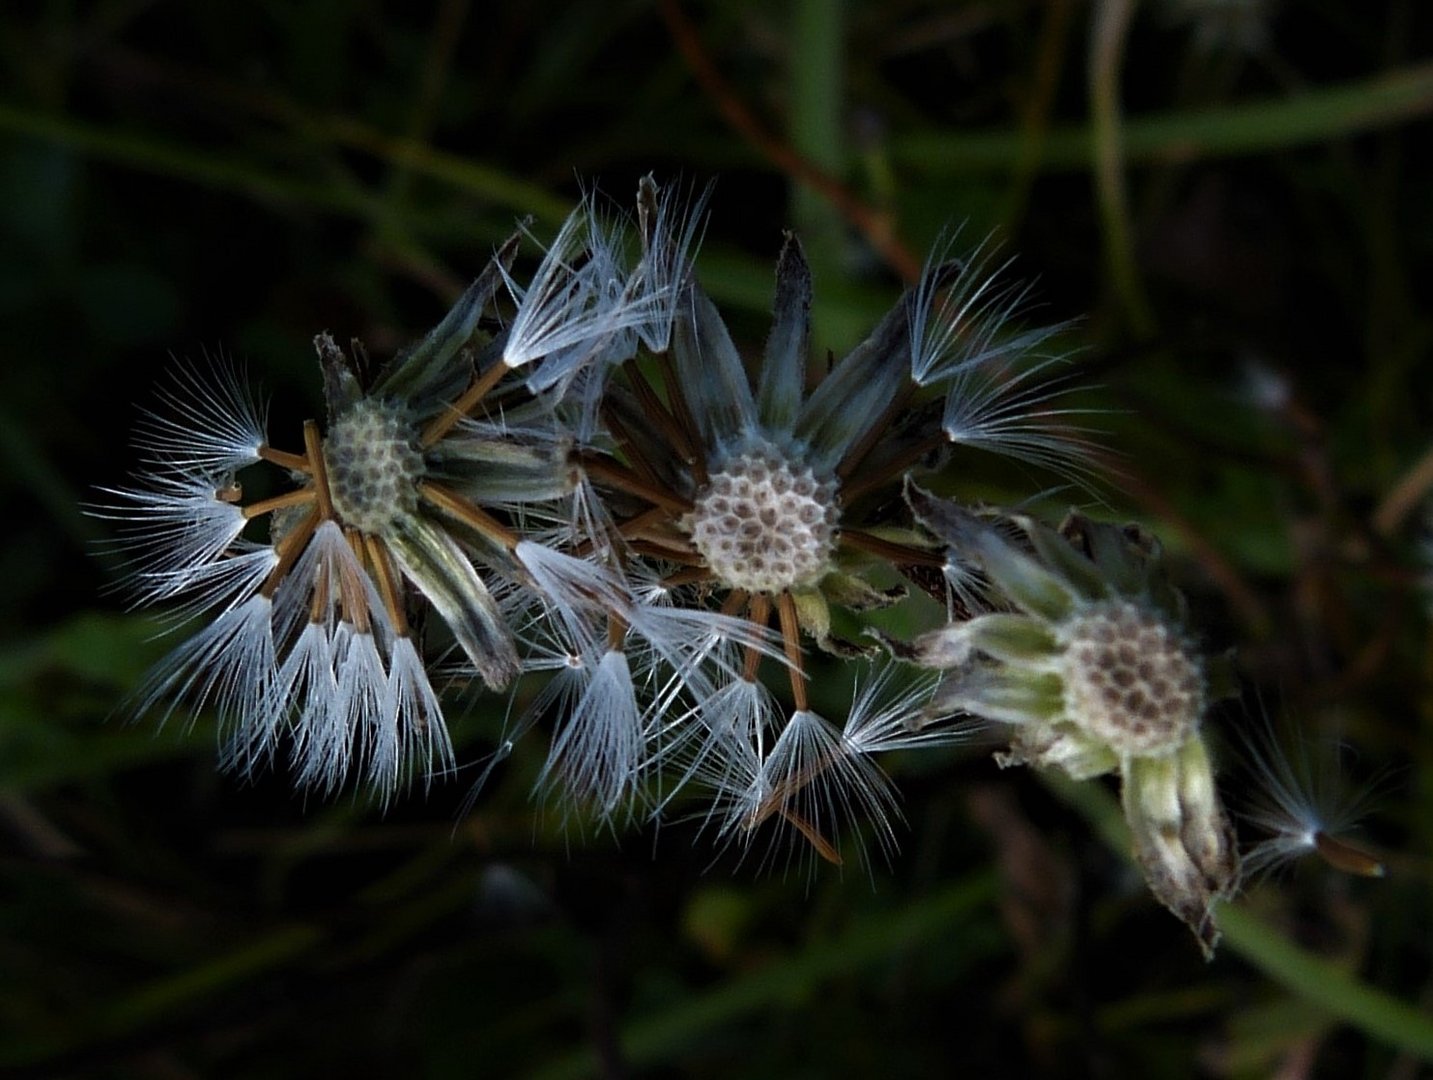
xmin=905 ymin=484 xmax=1240 ymax=955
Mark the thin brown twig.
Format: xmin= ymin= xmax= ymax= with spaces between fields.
xmin=579 ymin=454 xmax=694 ymax=516
xmin=363 ymin=534 xmax=410 ymax=637
xmin=258 ymin=444 xmax=311 ymax=473
xmin=261 ymin=509 xmax=321 ymax=599
xmin=657 ymin=0 xmax=922 ymax=283
xmin=241 ymin=487 xmax=317 ymax=521
xmin=655 ymin=354 xmax=706 ymax=483
xmin=1003 ymin=0 xmax=1073 ymax=225
xmin=1373 ymin=441 xmax=1433 ymax=537
xmin=303 ymin=421 xmax=335 ymax=521
xmin=776 ymin=591 xmax=808 ymax=713
xmin=418 ymin=480 xmax=520 ymax=549
xmin=742 ymin=592 xmax=768 ymax=681
xmin=841 ymin=530 xmax=946 ymax=568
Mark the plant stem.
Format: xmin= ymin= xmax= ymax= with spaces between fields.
xmin=1043 ymin=772 xmax=1433 ymax=1062
xmin=890 ymin=61 xmax=1433 ymax=173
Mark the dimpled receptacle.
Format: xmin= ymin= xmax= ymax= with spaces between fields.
xmin=1062 ymin=601 xmax=1204 ymax=757
xmin=323 ymin=400 xmax=425 ymax=533
xmin=687 ymin=444 xmax=839 ymax=594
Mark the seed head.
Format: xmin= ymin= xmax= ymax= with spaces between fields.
xmin=686 ymin=443 xmax=839 ymax=595
xmin=1230 ymin=710 xmax=1386 ymax=881
xmin=97 ymin=220 xmax=618 ymax=798
xmin=324 ymin=400 xmax=425 ymax=532
xmin=1062 ymin=601 xmax=1204 ymax=758
xmin=98 ymin=179 xmax=1095 ymax=866
xmin=553 ymin=179 xmax=1089 ymax=863
xmin=905 ymin=488 xmax=1239 ymax=955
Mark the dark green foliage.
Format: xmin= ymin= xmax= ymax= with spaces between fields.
xmin=2 ymin=1 xmax=1432 ymax=1075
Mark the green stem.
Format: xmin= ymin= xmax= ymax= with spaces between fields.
xmin=789 ymin=0 xmax=844 ymax=238
xmin=1089 ymin=0 xmax=1155 ymax=337
xmin=1042 ymin=773 xmax=1433 ymax=1062
xmin=0 ymin=103 xmax=813 ymax=319
xmin=314 ymin=114 xmax=568 ymax=224
xmin=0 ymin=924 xmax=323 ymax=1068
xmin=529 ymin=873 xmax=997 ymax=1080
xmin=891 ymin=61 xmax=1433 ymax=173
xmin=0 ymin=101 xmax=568 ymax=226
xmin=789 ymin=0 xmax=849 ymax=348
xmin=1217 ymin=905 xmax=1433 ymax=1060
xmin=98 ymin=924 xmax=323 ymax=1032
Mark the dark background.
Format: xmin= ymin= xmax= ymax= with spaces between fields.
xmin=2 ymin=1 xmax=1431 ymax=1076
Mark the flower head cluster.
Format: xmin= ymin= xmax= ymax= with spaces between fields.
xmin=99 ymin=226 xmax=641 ymax=798
xmin=99 ymin=178 xmax=1095 ymax=867
xmin=901 ymin=486 xmax=1240 ymax=955
xmin=542 ymin=179 xmax=1094 ymax=863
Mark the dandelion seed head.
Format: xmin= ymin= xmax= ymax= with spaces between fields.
xmin=685 ymin=442 xmax=840 ymax=594
xmin=1061 ymin=600 xmax=1205 ymax=758
xmin=323 ymin=399 xmax=424 ymax=532
xmin=906 ymin=491 xmax=1238 ymax=952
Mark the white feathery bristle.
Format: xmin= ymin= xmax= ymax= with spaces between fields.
xmin=281 ymin=622 xmax=347 ymax=793
xmin=941 ymin=353 xmax=1104 ymax=488
xmin=332 ymin=621 xmax=385 ymax=715
xmin=501 ymin=204 xmax=590 ymax=370
xmin=93 ymin=471 xmax=254 ymax=605
xmin=1233 ymin=714 xmax=1383 ymax=881
xmin=503 ymin=199 xmax=665 ymax=378
xmin=940 ymin=552 xmax=990 ymax=621
xmin=625 ymin=602 xmax=787 ymax=689
xmin=274 ymin=521 xmax=393 ymax=646
xmin=491 ymin=475 xmax=618 ymax=558
xmin=135 ymin=593 xmax=278 ymax=738
xmin=135 ymin=360 xmax=268 ymax=475
xmin=749 ymin=708 xmax=902 ymax=870
xmin=374 ymin=636 xmax=453 ymax=795
xmin=483 ymin=616 xmax=590 ymax=798
xmin=633 ymin=178 xmax=710 ymax=353
xmin=565 ymin=473 xmax=622 ymax=561
xmin=549 ymin=348 xmax=621 ymax=441
xmin=144 ymin=545 xmax=278 ymax=624
xmin=539 ymin=648 xmax=645 ymax=819
xmin=654 ymin=676 xmax=779 ymax=819
xmin=515 ymin=539 xmax=626 ymax=650
xmin=841 ymin=665 xmax=970 ymax=754
xmin=292 ymin=621 xmax=384 ymax=790
xmin=909 ymin=232 xmax=1052 ymax=387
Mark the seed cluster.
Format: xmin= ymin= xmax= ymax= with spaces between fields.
xmin=687 ymin=445 xmax=839 ymax=594
xmin=323 ymin=399 xmax=425 ymax=533
xmin=1062 ymin=601 xmax=1204 ymax=757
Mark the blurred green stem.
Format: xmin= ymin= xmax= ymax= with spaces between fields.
xmin=99 ymin=925 xmax=322 ymax=1032
xmin=0 ymin=102 xmax=568 ymax=224
xmin=0 ymin=405 xmax=100 ymax=551
xmin=0 ymin=102 xmax=840 ymax=319
xmin=789 ymin=0 xmax=854 ymax=351
xmin=381 ymin=0 xmax=469 ymax=208
xmin=529 ymin=872 xmax=998 ymax=1080
xmin=891 ymin=60 xmax=1433 ymax=172
xmin=1046 ymin=774 xmax=1433 ymax=1062
xmin=0 ymin=924 xmax=323 ymax=1068
xmin=7 ymin=63 xmax=1432 ymax=202
xmin=1217 ymin=906 xmax=1433 ymax=1060
xmin=1002 ymin=0 xmax=1073 ymax=228
xmin=789 ymin=0 xmax=844 ymax=261
xmin=1089 ymin=0 xmax=1155 ymax=338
